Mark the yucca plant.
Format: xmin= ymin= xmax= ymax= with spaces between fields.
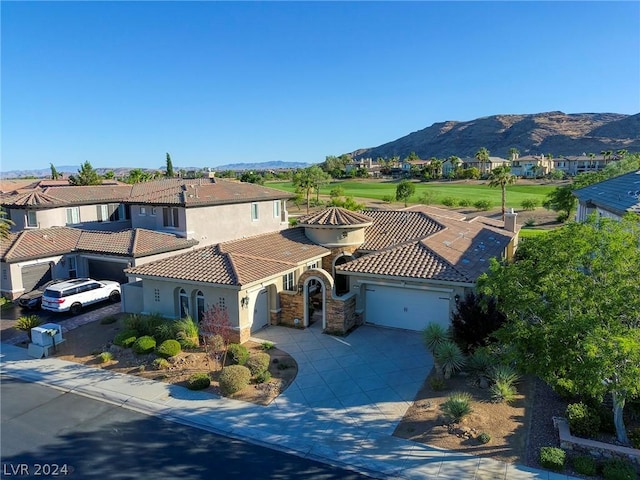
xmin=434 ymin=341 xmax=466 ymax=379
xmin=174 ymin=315 xmax=200 ymax=348
xmin=15 ymin=315 xmax=43 ymax=341
xmin=423 ymin=323 xmax=450 ymax=353
xmin=489 ymin=364 xmax=520 ymax=386
xmin=441 ymin=392 xmax=473 ymax=422
xmin=490 ymin=379 xmax=518 ymax=403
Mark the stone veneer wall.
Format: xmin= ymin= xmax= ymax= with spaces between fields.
xmin=554 ymin=417 xmax=640 ymax=466
xmin=278 ymin=292 xmax=304 ymax=328
xmin=322 ymin=246 xmax=359 ymax=273
xmin=325 ymin=293 xmax=359 ymax=335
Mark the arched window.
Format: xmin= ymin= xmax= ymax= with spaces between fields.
xmin=196 ymin=290 xmax=205 ymax=323
xmin=179 ymin=288 xmax=189 ymax=318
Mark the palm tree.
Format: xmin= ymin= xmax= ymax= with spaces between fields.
xmin=488 ymin=166 xmax=517 ymax=220
xmin=0 ymin=210 xmax=14 ymax=241
xmin=475 ymin=147 xmax=490 ymax=176
xmin=616 ymin=149 xmax=628 ymax=159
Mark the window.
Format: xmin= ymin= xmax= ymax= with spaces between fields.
xmin=154 ymin=288 xmax=160 ymax=302
xmin=283 ymin=272 xmax=295 ymax=291
xmin=273 ymin=200 xmax=280 ymax=218
xmin=97 ymin=203 xmax=129 ymax=222
xmin=196 ymin=291 xmax=205 ymax=323
xmin=306 ymin=260 xmax=319 ymax=270
xmin=179 ymin=288 xmax=189 ymax=318
xmin=163 ymin=207 xmax=179 ymax=228
xmin=66 ymin=207 xmax=80 ymax=225
xmin=140 ymin=207 xmax=147 ymax=216
xmin=26 ymin=211 xmax=37 ymax=228
xmin=67 ymin=256 xmax=77 ymax=279
xmin=251 ymin=202 xmax=259 ymax=221
xmin=150 ymin=207 xmax=157 ymax=216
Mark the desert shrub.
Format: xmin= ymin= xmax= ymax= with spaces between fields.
xmin=524 ymin=217 xmax=536 ymax=227
xmin=100 ymin=315 xmax=118 ymax=325
xmin=381 ymin=194 xmax=394 ymax=203
xmin=187 ymin=372 xmax=211 ymax=390
xmin=132 ymin=335 xmax=156 ymax=355
xmin=422 ymin=322 xmax=451 ymax=354
xmin=429 ymin=376 xmax=446 ymax=391
xmin=451 ymin=292 xmax=506 ymax=353
xmin=629 ymin=427 xmax=640 ymax=449
xmin=434 ymin=341 xmax=466 ymax=379
xmin=124 ymin=313 xmax=165 ymax=337
xmin=246 ymin=353 xmax=270 ymax=375
xmin=98 ymin=352 xmax=113 ymax=363
xmin=556 ymin=212 xmax=570 ymax=223
xmin=113 ymin=330 xmax=138 ymax=348
xmin=473 ymin=200 xmax=492 ymax=211
xmin=467 ymin=347 xmax=496 ymax=379
xmin=521 ymin=198 xmax=539 ymax=210
xmin=156 ymin=339 xmax=181 ymax=358
xmin=153 ymin=358 xmax=170 ymax=370
xmin=458 ymin=198 xmax=472 ymax=207
xmin=418 ymin=191 xmax=435 ymax=204
xmin=441 ymin=196 xmax=459 ymax=207
xmin=441 ymin=392 xmax=472 ymax=422
xmin=255 ymin=370 xmax=271 ymax=384
xmin=219 ymin=365 xmax=252 ymax=395
xmin=154 ymin=322 xmax=177 ymax=344
xmin=566 ymin=402 xmax=600 ymax=438
xmin=260 ymin=341 xmax=274 ymax=351
xmin=602 ymin=459 xmax=637 ymax=480
xmin=227 ymin=343 xmax=249 ymax=365
xmin=477 ymin=432 xmax=491 ymax=444
xmin=490 ymin=380 xmax=518 ymax=403
xmin=16 ymin=315 xmax=42 ymax=339
xmin=572 ymin=455 xmax=597 ymax=477
xmin=539 ymin=447 xmax=565 ymax=472
xmin=489 ymin=364 xmax=520 ymax=386
xmin=174 ymin=316 xmax=200 ymax=348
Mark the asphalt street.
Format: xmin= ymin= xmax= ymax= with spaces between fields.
xmin=1 ymin=377 xmax=371 ymax=479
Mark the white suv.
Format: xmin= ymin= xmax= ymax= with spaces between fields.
xmin=41 ymin=278 xmax=121 ymax=315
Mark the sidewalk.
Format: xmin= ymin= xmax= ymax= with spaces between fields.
xmin=0 ymin=323 xmax=580 ymax=479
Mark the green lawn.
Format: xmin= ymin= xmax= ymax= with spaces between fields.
xmin=268 ymin=180 xmax=555 ymax=209
xmin=519 ymin=228 xmax=552 ymax=239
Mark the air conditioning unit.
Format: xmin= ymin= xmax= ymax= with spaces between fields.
xmin=31 ymin=323 xmax=63 ymax=347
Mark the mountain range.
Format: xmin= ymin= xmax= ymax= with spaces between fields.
xmin=349 ymin=111 xmax=640 ymax=160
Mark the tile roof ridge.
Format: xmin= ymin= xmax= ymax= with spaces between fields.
xmin=3 ymin=230 xmax=25 ymax=260
xmin=224 ymin=252 xmax=242 ymax=285
xmin=415 ymin=240 xmax=473 ymax=282
xmin=131 ymin=228 xmax=140 ymax=256
xmin=227 ymin=250 xmax=298 ymax=266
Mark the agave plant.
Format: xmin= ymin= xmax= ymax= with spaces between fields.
xmin=489 ymin=364 xmax=520 ymax=386
xmin=441 ymin=391 xmax=473 ymax=422
xmin=423 ymin=323 xmax=451 ymax=354
xmin=434 ymin=341 xmax=466 ymax=379
xmin=15 ymin=315 xmax=42 ymax=341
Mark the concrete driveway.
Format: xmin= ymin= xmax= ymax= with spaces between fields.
xmin=249 ymin=321 xmax=433 ymax=443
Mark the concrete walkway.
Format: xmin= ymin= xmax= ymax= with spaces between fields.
xmin=0 ymin=315 xmax=579 ymax=480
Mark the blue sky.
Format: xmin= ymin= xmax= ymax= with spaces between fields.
xmin=2 ymin=1 xmax=639 ymax=172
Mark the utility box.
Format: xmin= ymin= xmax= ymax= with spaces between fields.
xmin=31 ymin=323 xmax=63 ymax=347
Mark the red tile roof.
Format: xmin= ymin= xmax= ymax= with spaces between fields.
xmin=297 ymin=207 xmax=373 ymax=226
xmin=358 ymin=210 xmax=444 ymax=251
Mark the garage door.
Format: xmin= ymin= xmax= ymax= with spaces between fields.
xmin=250 ymin=289 xmax=269 ymax=333
xmin=364 ymin=285 xmax=450 ymax=331
xmin=87 ymin=259 xmax=127 ymax=284
xmin=21 ymin=264 xmax=52 ymax=292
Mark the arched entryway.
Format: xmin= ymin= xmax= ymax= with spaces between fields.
xmin=298 ymin=269 xmax=334 ymax=330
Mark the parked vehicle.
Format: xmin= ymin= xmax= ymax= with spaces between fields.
xmin=41 ymin=278 xmax=121 ymax=315
xmin=17 ymin=279 xmax=68 ymax=310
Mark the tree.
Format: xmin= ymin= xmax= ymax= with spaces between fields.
xmin=322 ymin=154 xmax=350 ymax=178
xmin=395 ymin=180 xmax=415 ymax=207
xmin=103 ymin=170 xmax=115 ymax=180
xmin=126 ymin=168 xmax=151 ymax=184
xmin=475 ymin=147 xmax=490 ymax=175
xmin=487 ymin=165 xmax=516 ymax=219
xmin=50 ymin=163 xmax=61 ymax=180
xmin=68 ymin=161 xmax=101 ymax=186
xmin=199 ymin=305 xmax=234 ymax=371
xmin=239 ymin=171 xmax=265 ymax=185
xmin=0 ymin=209 xmax=14 ymax=240
xmin=165 ymin=153 xmax=174 ymax=177
xmin=292 ymin=165 xmax=326 ymax=214
xmin=478 ymin=216 xmax=640 ymax=445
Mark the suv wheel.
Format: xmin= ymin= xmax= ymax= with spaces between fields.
xmin=109 ymin=291 xmax=121 ymax=302
xmin=70 ymin=303 xmax=82 ymax=316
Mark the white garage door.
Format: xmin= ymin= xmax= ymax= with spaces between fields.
xmin=365 ymin=285 xmax=451 ymax=331
xmin=250 ymin=289 xmax=269 ymax=333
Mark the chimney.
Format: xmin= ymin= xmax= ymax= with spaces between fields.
xmin=504 ymin=208 xmax=518 ymax=233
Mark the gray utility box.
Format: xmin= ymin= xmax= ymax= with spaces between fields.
xmin=31 ymin=323 xmax=64 ymax=347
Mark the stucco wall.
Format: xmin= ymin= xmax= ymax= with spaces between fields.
xmin=9 ymin=206 xmax=131 ymax=231
xmin=1 ymin=256 xmax=64 ymax=299
xmin=303 ymin=226 xmax=366 ymax=248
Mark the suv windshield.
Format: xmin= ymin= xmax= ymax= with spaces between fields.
xmin=43 ymin=289 xmax=62 ymax=298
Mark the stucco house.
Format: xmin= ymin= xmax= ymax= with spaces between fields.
xmin=573 ymin=170 xmax=640 ymax=222
xmin=124 ymin=206 xmax=519 ymax=343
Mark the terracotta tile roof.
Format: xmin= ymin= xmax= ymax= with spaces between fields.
xmin=297 ymin=207 xmax=373 ymax=226
xmin=126 ymin=227 xmax=330 ymax=286
xmin=2 ymin=185 xmax=131 ymax=208
xmin=358 ymin=210 xmax=444 ymax=251
xmin=403 ymin=205 xmax=467 ymax=221
xmin=0 ymin=227 xmax=197 ymax=262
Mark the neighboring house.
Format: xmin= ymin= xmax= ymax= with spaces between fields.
xmin=553 ymin=155 xmax=617 ymax=176
xmin=124 ymin=206 xmax=518 ymax=343
xmin=345 ymin=158 xmax=382 ymax=177
xmin=573 ymin=170 xmax=640 ymax=222
xmin=510 ymin=155 xmax=554 ymax=178
xmin=461 ymin=156 xmax=510 ymax=175
xmin=0 ymin=227 xmax=197 ymax=299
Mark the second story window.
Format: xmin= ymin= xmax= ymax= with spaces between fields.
xmin=140 ymin=207 xmax=146 ymax=216
xmin=273 ymin=201 xmax=280 ymax=219
xmin=97 ymin=203 xmax=129 ymax=222
xmin=283 ymin=272 xmax=295 ymax=291
xmin=66 ymin=207 xmax=80 ymax=225
xmin=163 ymin=207 xmax=179 ymax=228
xmin=26 ymin=211 xmax=37 ymax=228
xmin=251 ymin=202 xmax=259 ymax=221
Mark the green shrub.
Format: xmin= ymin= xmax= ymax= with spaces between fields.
xmin=490 ymin=380 xmax=518 ymax=403
xmin=429 ymin=375 xmax=447 ymax=391
xmin=441 ymin=392 xmax=473 ymax=422
xmin=602 ymin=459 xmax=637 ymax=480
xmin=100 ymin=315 xmax=118 ymax=325
xmin=132 ymin=335 xmax=156 ymax=354
xmin=113 ymin=330 xmax=138 ymax=348
xmin=16 ymin=315 xmax=42 ymax=339
xmin=539 ymin=447 xmax=565 ymax=472
xmin=434 ymin=341 xmax=466 ymax=379
xmin=597 ymin=403 xmax=617 ymax=434
xmin=154 ymin=322 xmax=176 ymax=344
xmin=524 ymin=217 xmax=536 ymax=227
xmin=381 ymin=194 xmax=394 ymax=203
xmin=156 ymin=339 xmax=181 ymax=358
xmin=473 ymin=199 xmax=492 ymax=211
xmin=260 ymin=341 xmax=274 ymax=351
xmin=153 ymin=358 xmax=170 ymax=370
xmin=467 ymin=348 xmax=496 ymax=379
xmin=566 ymin=402 xmax=600 ymax=438
xmin=124 ymin=313 xmax=165 ymax=337
xmin=458 ymin=198 xmax=472 ymax=207
xmin=418 ymin=191 xmax=435 ymax=205
xmin=255 ymin=370 xmax=271 ymax=384
xmin=572 ymin=455 xmax=597 ymax=477
xmin=187 ymin=372 xmax=211 ymax=390
xmin=629 ymin=427 xmax=640 ymax=449
xmin=246 ymin=353 xmax=270 ymax=375
xmin=227 ymin=343 xmax=249 ymax=365
xmin=441 ymin=196 xmax=459 ymax=207
xmin=489 ymin=365 xmax=520 ymax=386
xmin=219 ymin=365 xmax=251 ymax=395
xmin=174 ymin=316 xmax=200 ymax=348
xmin=477 ymin=432 xmax=491 ymax=444
xmin=521 ymin=198 xmax=539 ymax=211
xmin=98 ymin=352 xmax=113 ymax=363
